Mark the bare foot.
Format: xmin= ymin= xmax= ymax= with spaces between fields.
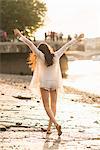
xmin=56 ymin=124 xmax=62 ymax=136
xmin=47 ymin=130 xmax=52 ymax=134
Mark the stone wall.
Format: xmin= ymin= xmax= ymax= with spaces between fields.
xmin=0 ymin=41 xmax=77 ymax=75
xmin=0 ymin=52 xmax=32 ymax=74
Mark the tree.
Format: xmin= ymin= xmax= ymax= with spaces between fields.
xmin=0 ymin=0 xmax=47 ymax=38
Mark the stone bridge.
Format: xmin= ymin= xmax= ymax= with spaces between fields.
xmin=0 ymin=41 xmax=100 ymax=74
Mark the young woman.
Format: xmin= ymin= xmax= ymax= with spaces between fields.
xmin=14 ymin=29 xmax=83 ymax=136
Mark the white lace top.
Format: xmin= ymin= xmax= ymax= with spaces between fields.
xmin=19 ymin=35 xmax=77 ymax=95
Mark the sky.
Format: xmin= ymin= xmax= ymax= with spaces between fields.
xmin=35 ymin=0 xmax=100 ymax=39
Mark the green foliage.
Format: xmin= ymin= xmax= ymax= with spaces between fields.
xmin=0 ymin=0 xmax=47 ymax=38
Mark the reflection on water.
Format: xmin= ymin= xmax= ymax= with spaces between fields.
xmin=64 ymin=60 xmax=100 ymax=96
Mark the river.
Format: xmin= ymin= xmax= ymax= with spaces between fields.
xmin=63 ymin=60 xmax=100 ymax=96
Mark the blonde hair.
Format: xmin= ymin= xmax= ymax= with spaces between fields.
xmin=27 ymin=52 xmax=37 ymax=72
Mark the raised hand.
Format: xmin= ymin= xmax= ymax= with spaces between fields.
xmin=76 ymin=33 xmax=84 ymax=41
xmin=14 ymin=29 xmax=22 ymax=37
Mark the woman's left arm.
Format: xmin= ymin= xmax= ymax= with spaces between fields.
xmin=55 ymin=34 xmax=84 ymax=58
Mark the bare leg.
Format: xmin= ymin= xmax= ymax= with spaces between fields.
xmin=40 ymin=88 xmax=62 ymax=136
xmin=40 ymin=88 xmax=58 ymax=126
xmin=47 ymin=89 xmax=57 ymax=132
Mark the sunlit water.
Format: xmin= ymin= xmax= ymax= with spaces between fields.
xmin=63 ymin=60 xmax=100 ymax=96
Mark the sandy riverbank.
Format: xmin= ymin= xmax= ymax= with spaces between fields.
xmin=0 ymin=74 xmax=100 ymax=150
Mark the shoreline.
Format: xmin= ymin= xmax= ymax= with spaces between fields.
xmin=0 ymin=73 xmax=100 ymax=104
xmin=64 ymin=86 xmax=100 ymax=104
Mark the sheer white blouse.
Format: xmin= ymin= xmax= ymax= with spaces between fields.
xmin=19 ymin=35 xmax=77 ymax=95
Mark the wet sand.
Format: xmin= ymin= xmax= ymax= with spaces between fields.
xmin=0 ymin=74 xmax=100 ymax=149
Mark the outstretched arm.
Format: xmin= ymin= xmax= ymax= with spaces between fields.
xmin=55 ymin=34 xmax=84 ymax=58
xmin=14 ymin=29 xmax=44 ymax=59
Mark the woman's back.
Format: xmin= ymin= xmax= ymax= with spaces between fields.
xmin=32 ymin=55 xmax=62 ymax=90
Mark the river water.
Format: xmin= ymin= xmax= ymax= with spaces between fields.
xmin=63 ymin=60 xmax=100 ymax=96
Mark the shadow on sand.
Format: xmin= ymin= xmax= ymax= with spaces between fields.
xmin=43 ymin=134 xmax=61 ymax=150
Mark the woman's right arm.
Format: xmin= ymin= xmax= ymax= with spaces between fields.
xmin=14 ymin=29 xmax=44 ymax=59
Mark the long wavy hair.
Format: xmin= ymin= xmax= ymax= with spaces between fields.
xmin=27 ymin=43 xmax=54 ymax=71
